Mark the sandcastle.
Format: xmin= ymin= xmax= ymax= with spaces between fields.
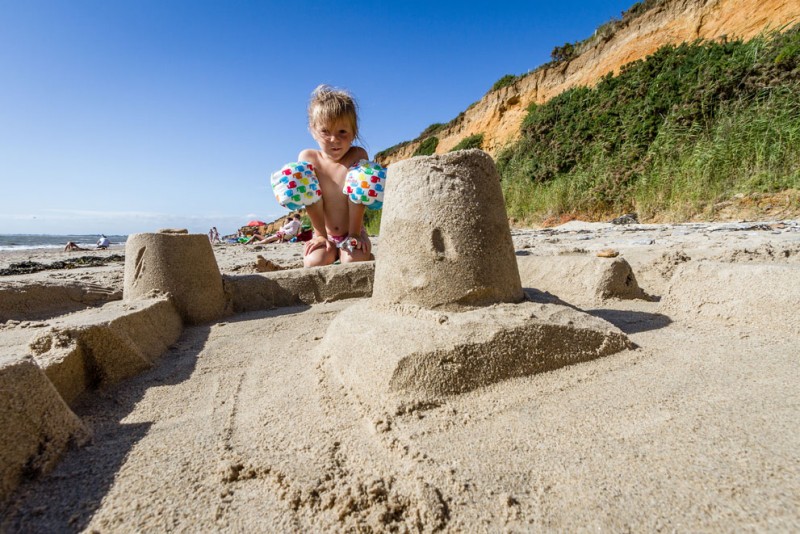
xmin=321 ymin=150 xmax=633 ymax=407
xmin=124 ymin=230 xmax=230 ymax=324
xmin=0 ymin=228 xmax=380 ymax=502
xmin=0 ymin=154 xmax=639 ymax=504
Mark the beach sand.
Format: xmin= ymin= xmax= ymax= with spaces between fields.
xmin=1 ymin=222 xmax=799 ymax=531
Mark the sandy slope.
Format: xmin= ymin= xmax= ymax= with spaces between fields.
xmin=1 ymin=222 xmax=799 ymax=531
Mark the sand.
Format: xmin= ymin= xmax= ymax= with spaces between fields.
xmin=1 ymin=220 xmax=799 ymax=531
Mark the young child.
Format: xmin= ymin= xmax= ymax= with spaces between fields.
xmin=297 ymin=85 xmax=372 ymax=268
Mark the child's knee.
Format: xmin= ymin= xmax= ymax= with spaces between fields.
xmin=304 ymin=250 xmax=336 ymax=268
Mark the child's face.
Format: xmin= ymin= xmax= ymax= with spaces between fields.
xmin=312 ymin=118 xmax=355 ymax=162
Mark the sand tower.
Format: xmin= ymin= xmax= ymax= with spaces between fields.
xmin=320 ymin=150 xmax=632 ymax=409
xmin=123 ymin=230 xmax=229 ymax=324
xmin=371 ymin=150 xmax=523 ymax=310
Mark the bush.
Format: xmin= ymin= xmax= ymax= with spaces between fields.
xmin=414 ymin=136 xmax=439 ymax=156
xmin=550 ymin=42 xmax=577 ymax=63
xmin=450 ymin=134 xmax=484 ymax=152
xmin=492 ymin=75 xmax=518 ymax=92
xmin=420 ymin=123 xmax=445 ymax=137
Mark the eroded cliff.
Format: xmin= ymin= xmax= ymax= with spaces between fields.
xmin=379 ymin=0 xmax=800 ymax=164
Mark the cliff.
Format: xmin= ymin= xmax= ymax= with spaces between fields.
xmin=379 ymin=0 xmax=800 ymax=164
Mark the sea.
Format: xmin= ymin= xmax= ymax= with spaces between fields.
xmin=0 ymin=234 xmax=129 ymax=252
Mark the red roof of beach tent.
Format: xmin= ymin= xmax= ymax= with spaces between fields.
xmin=247 ymin=220 xmax=266 ymax=227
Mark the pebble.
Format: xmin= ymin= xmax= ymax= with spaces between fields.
xmin=596 ymin=249 xmax=619 ymax=258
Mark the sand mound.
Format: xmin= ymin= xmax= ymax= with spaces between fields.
xmin=325 ymin=301 xmax=633 ymax=409
xmin=517 ymin=254 xmax=649 ymax=307
xmin=660 ymin=261 xmax=800 ymax=334
xmin=324 ymin=151 xmax=631 ymax=412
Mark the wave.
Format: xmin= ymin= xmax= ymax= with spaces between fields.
xmin=0 ymin=234 xmax=128 ymax=252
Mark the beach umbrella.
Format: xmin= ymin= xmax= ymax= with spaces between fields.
xmin=247 ymin=220 xmax=266 ymax=227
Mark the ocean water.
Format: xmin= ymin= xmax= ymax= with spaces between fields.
xmin=0 ymin=234 xmax=128 ymax=251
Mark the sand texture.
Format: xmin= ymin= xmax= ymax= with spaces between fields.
xmin=1 ymin=219 xmax=799 ymax=531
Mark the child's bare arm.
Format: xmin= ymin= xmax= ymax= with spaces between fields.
xmin=297 ymin=149 xmax=333 ymax=256
xmin=345 ymin=148 xmax=370 ymax=252
xmin=348 ymin=203 xmax=365 ymax=238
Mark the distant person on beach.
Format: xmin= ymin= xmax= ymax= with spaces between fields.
xmin=208 ymin=227 xmax=221 ymax=244
xmin=96 ymin=235 xmax=110 ymax=249
xmin=297 ymin=85 xmax=372 ymax=267
xmin=64 ymin=241 xmax=87 ymax=251
xmin=247 ymin=215 xmax=302 ymax=245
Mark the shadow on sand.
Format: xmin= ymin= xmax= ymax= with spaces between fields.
xmin=523 ymin=287 xmax=672 ymax=335
xmin=0 ymin=325 xmax=211 ymax=532
xmin=1 ymin=303 xmax=316 ymax=532
xmin=584 ymin=308 xmax=673 ymax=335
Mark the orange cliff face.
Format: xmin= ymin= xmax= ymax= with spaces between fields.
xmin=380 ymin=0 xmax=800 ymax=165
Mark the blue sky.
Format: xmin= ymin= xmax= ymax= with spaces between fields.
xmin=1 ymin=0 xmax=635 ymax=235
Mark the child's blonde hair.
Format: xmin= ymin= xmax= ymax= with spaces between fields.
xmin=308 ymin=84 xmax=360 ymax=140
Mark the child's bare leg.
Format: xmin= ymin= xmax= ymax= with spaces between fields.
xmin=339 ymin=247 xmax=371 ymax=263
xmin=304 ymin=246 xmax=337 ymax=268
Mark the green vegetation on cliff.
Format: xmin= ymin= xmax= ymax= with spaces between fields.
xmin=498 ymin=26 xmax=800 ymax=221
xmin=414 ymin=136 xmax=439 ymax=156
xmin=450 ymin=134 xmax=484 ymax=152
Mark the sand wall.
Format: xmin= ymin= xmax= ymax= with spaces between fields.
xmin=0 ymin=281 xmax=121 ymax=322
xmin=28 ymin=298 xmax=183 ymax=405
xmin=660 ymin=261 xmax=800 ymax=334
xmin=225 ymin=262 xmax=375 ymax=312
xmin=0 ymin=296 xmax=182 ymax=503
xmin=0 ymin=355 xmax=90 ymax=502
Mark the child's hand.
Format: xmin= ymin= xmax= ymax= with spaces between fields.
xmin=340 ymin=231 xmax=371 ymax=256
xmin=304 ymin=235 xmax=332 ymax=256
xmin=357 ymin=229 xmax=372 ymax=256
xmin=344 ymin=235 xmax=362 ymax=253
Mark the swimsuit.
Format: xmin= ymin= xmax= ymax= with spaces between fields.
xmin=302 ymin=233 xmax=361 ymax=257
xmin=327 ymin=234 xmax=348 ymax=246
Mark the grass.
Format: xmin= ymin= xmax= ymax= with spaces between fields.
xmin=499 ymin=25 xmax=800 ymax=222
xmin=364 ymin=209 xmax=381 ymax=235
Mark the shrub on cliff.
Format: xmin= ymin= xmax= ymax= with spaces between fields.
xmin=550 ymin=43 xmax=577 ymax=63
xmin=414 ymin=136 xmax=439 ymax=156
xmin=498 ymin=25 xmax=800 ymax=221
xmin=450 ymin=134 xmax=484 ymax=152
xmin=492 ymin=75 xmax=518 ymax=91
xmin=420 ymin=123 xmax=445 ymax=137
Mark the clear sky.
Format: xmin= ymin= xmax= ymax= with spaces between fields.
xmin=1 ymin=0 xmax=635 ymax=236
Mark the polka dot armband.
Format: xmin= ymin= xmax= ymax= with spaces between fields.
xmin=344 ymin=160 xmax=387 ymax=210
xmin=270 ymin=161 xmax=322 ymax=210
